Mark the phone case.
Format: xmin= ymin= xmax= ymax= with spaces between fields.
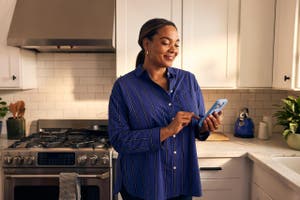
xmin=198 ymin=98 xmax=228 ymax=127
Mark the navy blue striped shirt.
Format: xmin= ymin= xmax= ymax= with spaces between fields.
xmin=108 ymin=66 xmax=209 ymax=200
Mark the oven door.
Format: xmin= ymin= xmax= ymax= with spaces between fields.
xmin=4 ymin=170 xmax=111 ymax=200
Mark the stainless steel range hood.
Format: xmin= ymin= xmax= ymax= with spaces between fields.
xmin=7 ymin=0 xmax=115 ymax=53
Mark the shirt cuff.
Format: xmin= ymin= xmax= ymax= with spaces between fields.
xmin=196 ymin=131 xmax=210 ymax=141
xmin=151 ymin=127 xmax=162 ymax=151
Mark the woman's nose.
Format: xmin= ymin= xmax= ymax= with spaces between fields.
xmin=168 ymin=45 xmax=177 ymax=53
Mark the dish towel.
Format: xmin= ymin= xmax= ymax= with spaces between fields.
xmin=59 ymin=172 xmax=81 ymax=200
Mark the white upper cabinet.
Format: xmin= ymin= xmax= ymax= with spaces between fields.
xmin=0 ymin=0 xmax=37 ymax=89
xmin=0 ymin=47 xmax=37 ymax=89
xmin=238 ymin=0 xmax=275 ymax=88
xmin=182 ymin=0 xmax=239 ymax=88
xmin=116 ymin=0 xmax=182 ymax=77
xmin=273 ymin=0 xmax=298 ymax=89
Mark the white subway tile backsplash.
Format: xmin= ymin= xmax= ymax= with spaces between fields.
xmin=0 ymin=53 xmax=290 ymax=136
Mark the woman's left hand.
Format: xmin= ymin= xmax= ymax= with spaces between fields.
xmin=200 ymin=111 xmax=223 ymax=133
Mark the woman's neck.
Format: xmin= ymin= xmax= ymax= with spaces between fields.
xmin=143 ymin=62 xmax=169 ymax=91
xmin=143 ymin=63 xmax=167 ymax=81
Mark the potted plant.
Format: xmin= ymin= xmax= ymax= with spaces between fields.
xmin=273 ymin=96 xmax=300 ymax=150
xmin=0 ymin=97 xmax=9 ymax=135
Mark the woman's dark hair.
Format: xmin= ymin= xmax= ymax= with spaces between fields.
xmin=135 ymin=18 xmax=177 ymax=67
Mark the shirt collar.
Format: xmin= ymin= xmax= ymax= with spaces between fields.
xmin=134 ymin=65 xmax=176 ymax=79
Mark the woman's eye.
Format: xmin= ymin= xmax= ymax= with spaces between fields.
xmin=162 ymin=41 xmax=170 ymax=45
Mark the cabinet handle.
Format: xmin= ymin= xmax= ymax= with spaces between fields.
xmin=200 ymin=167 xmax=222 ymax=171
xmin=284 ymin=75 xmax=290 ymax=81
xmin=12 ymin=75 xmax=17 ymax=80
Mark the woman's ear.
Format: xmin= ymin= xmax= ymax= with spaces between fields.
xmin=142 ymin=38 xmax=150 ymax=53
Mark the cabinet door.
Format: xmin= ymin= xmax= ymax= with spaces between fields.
xmin=195 ymin=157 xmax=250 ymax=200
xmin=116 ymin=0 xmax=182 ymax=77
xmin=238 ymin=0 xmax=275 ymax=88
xmin=0 ymin=47 xmax=37 ymax=89
xmin=273 ymin=0 xmax=298 ymax=89
xmin=0 ymin=153 xmax=2 ymax=200
xmin=0 ymin=0 xmax=36 ymax=89
xmin=251 ymin=182 xmax=273 ymax=200
xmin=182 ymin=0 xmax=239 ymax=88
xmin=193 ymin=179 xmax=242 ymax=200
xmin=0 ymin=46 xmax=20 ymax=88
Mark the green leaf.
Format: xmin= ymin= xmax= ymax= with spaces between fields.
xmin=289 ymin=123 xmax=298 ymax=133
xmin=0 ymin=101 xmax=7 ymax=105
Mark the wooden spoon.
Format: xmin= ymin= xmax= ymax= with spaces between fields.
xmin=17 ymin=101 xmax=25 ymax=118
xmin=9 ymin=103 xmax=17 ymax=119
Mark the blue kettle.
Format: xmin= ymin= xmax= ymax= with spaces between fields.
xmin=234 ymin=108 xmax=254 ymax=138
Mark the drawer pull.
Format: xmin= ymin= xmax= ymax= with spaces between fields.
xmin=199 ymin=167 xmax=222 ymax=171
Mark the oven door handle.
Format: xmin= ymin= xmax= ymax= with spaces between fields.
xmin=5 ymin=172 xmax=110 ymax=180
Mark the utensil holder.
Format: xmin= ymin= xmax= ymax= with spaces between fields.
xmin=6 ymin=117 xmax=25 ymax=140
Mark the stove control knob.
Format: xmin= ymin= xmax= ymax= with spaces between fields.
xmin=90 ymin=155 xmax=98 ymax=165
xmin=24 ymin=156 xmax=35 ymax=165
xmin=101 ymin=154 xmax=110 ymax=165
xmin=77 ymin=155 xmax=88 ymax=165
xmin=13 ymin=156 xmax=23 ymax=165
xmin=4 ymin=156 xmax=13 ymax=165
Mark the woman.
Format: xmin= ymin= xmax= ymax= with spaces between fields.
xmin=109 ymin=18 xmax=222 ymax=200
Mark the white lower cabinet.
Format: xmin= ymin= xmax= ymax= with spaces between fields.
xmin=251 ymin=182 xmax=272 ymax=200
xmin=0 ymin=152 xmax=2 ymax=200
xmin=193 ymin=157 xmax=250 ymax=200
xmin=251 ymin=162 xmax=300 ymax=200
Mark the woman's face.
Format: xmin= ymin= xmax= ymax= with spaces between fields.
xmin=144 ymin=25 xmax=180 ymax=68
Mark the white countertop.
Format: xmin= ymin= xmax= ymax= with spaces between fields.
xmin=196 ymin=134 xmax=300 ymax=193
xmin=0 ymin=132 xmax=299 ymax=193
xmin=0 ymin=134 xmax=15 ymax=149
xmin=196 ymin=133 xmax=297 ymax=157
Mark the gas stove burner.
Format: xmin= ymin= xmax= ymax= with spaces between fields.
xmin=39 ymin=128 xmax=70 ymax=134
xmin=26 ymin=142 xmax=44 ymax=148
xmin=71 ymin=141 xmax=95 ymax=148
xmin=8 ymin=130 xmax=111 ymax=149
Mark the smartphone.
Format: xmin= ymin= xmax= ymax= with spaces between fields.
xmin=198 ymin=98 xmax=228 ymax=127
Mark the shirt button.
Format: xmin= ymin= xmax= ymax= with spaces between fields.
xmin=168 ymin=102 xmax=172 ymax=106
xmin=170 ymin=89 xmax=173 ymax=93
xmin=173 ymin=135 xmax=176 ymax=138
xmin=173 ymin=166 xmax=176 ymax=170
xmin=173 ymin=151 xmax=177 ymax=154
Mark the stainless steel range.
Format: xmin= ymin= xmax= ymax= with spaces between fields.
xmin=2 ymin=119 xmax=112 ymax=200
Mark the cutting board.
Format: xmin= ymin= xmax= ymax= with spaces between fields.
xmin=207 ymin=132 xmax=230 ymax=141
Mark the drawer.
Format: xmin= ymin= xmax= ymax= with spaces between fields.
xmin=198 ymin=158 xmax=245 ymax=179
xmin=193 ymin=179 xmax=241 ymax=200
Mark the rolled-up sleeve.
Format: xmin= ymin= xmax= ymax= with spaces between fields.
xmin=108 ymin=81 xmax=161 ymax=154
xmin=192 ymin=74 xmax=210 ymax=141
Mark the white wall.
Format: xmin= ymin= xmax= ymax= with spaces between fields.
xmin=0 ymin=53 xmax=289 ymax=135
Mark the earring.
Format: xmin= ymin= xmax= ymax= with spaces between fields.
xmin=146 ymin=50 xmax=149 ymax=56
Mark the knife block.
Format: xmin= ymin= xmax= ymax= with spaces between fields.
xmin=6 ymin=117 xmax=25 ymax=140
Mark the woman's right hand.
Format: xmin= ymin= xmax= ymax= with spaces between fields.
xmin=160 ymin=111 xmax=199 ymax=141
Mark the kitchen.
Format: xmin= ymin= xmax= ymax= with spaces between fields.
xmin=0 ymin=0 xmax=300 ymax=200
